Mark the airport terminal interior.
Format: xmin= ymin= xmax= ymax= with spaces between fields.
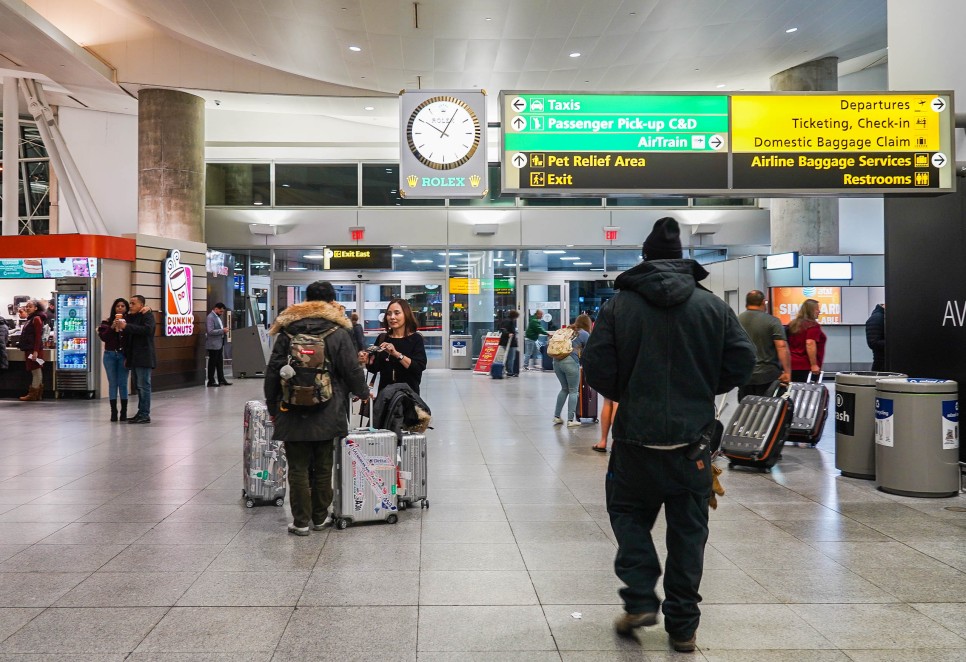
xmin=0 ymin=369 xmax=963 ymax=660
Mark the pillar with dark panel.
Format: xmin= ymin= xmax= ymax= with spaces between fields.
xmin=769 ymin=57 xmax=840 ymax=255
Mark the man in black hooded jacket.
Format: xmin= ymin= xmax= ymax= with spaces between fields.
xmin=265 ymin=281 xmax=369 ymax=536
xmin=582 ymin=217 xmax=755 ymax=653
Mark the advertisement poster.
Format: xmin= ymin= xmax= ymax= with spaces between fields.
xmin=770 ymin=286 xmax=842 ymax=325
xmin=0 ymin=259 xmax=42 ymax=279
xmin=473 ymin=332 xmax=502 ymax=374
xmin=163 ymin=250 xmax=194 ymax=337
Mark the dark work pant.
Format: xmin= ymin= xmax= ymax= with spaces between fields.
xmin=284 ymin=439 xmax=335 ymax=528
xmin=606 ymin=442 xmax=712 ymax=639
xmin=737 ymin=381 xmax=774 ymax=401
xmin=207 ymin=348 xmax=226 ymax=384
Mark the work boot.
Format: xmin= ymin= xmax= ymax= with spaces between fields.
xmin=110 ymin=399 xmax=118 ymax=422
xmin=19 ymin=387 xmax=41 ymax=402
xmin=669 ymin=633 xmax=697 ymax=653
xmin=614 ymin=611 xmax=658 ymax=637
xmin=119 ymin=400 xmax=128 ymax=421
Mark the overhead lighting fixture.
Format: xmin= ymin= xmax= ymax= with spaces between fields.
xmin=493 ymin=258 xmax=504 ymax=262
xmin=349 ymin=46 xmax=362 ymax=52
xmin=302 ymin=254 xmax=325 ymax=260
xmin=392 ymin=253 xmax=404 ymax=258
xmin=281 ymin=184 xmax=290 ymax=187
xmin=364 ymin=106 xmax=374 ymax=111
xmin=569 ymin=52 xmax=581 ymax=58
xmin=505 ymin=263 xmax=519 ymax=267
xmin=574 ymin=261 xmax=592 ymax=266
xmin=411 ymin=259 xmax=433 ymax=264
xmin=289 ymin=267 xmax=308 ymax=271
xmin=785 ymin=27 xmax=798 ymax=33
xmin=716 ymin=84 xmax=726 ymax=88
xmin=485 ymin=17 xmax=492 ymax=21
xmin=590 ymin=268 xmax=605 ymax=271
xmin=560 ymin=256 xmax=580 ymax=261
xmin=543 ymin=250 xmax=566 ymax=254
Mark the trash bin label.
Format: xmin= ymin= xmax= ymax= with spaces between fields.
xmin=875 ymin=397 xmax=894 ymax=447
xmin=941 ymin=400 xmax=959 ymax=450
xmin=835 ymin=391 xmax=855 ymax=436
xmin=451 ymin=340 xmax=467 ymax=357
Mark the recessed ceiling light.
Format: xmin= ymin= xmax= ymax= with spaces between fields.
xmin=574 ymin=262 xmax=592 ymax=266
xmin=289 ymin=267 xmax=308 ymax=271
xmin=349 ymin=46 xmax=362 ymax=52
xmin=560 ymin=256 xmax=580 ymax=261
xmin=569 ymin=52 xmax=581 ymax=58
xmin=716 ymin=84 xmax=726 ymax=88
xmin=485 ymin=17 xmax=491 ymax=21
xmin=364 ymin=106 xmax=374 ymax=111
xmin=544 ymin=250 xmax=567 ymax=254
xmin=785 ymin=27 xmax=798 ymax=33
xmin=392 ymin=253 xmax=404 ymax=258
xmin=303 ymin=254 xmax=324 ymax=260
xmin=493 ymin=258 xmax=504 ymax=262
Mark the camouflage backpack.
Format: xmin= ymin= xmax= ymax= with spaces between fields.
xmin=279 ymin=327 xmax=338 ymax=410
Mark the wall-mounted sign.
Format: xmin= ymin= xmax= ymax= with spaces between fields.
xmin=501 ymin=92 xmax=730 ymax=194
xmin=0 ymin=257 xmax=98 ymax=279
xmin=321 ymin=247 xmax=392 ymax=270
xmin=163 ymin=250 xmax=194 ymax=337
xmin=450 ymin=278 xmax=481 ymax=295
xmin=399 ymin=90 xmax=488 ymax=199
xmin=770 ymin=286 xmax=842 ymax=326
xmin=500 ymin=91 xmax=955 ymax=195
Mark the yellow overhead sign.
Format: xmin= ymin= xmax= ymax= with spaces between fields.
xmin=449 ymin=278 xmax=480 ymax=295
xmin=732 ymin=94 xmax=945 ymax=153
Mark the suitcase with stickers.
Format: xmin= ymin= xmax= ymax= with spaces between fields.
xmin=332 ymin=428 xmax=399 ymax=529
xmin=721 ymin=387 xmax=793 ymax=471
xmin=242 ymin=400 xmax=287 ymax=508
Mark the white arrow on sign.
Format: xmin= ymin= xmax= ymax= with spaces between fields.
xmin=709 ymin=135 xmax=724 ymax=150
xmin=511 ymin=97 xmax=527 ymax=112
xmin=512 ymin=153 xmax=528 ymax=168
xmin=932 ymin=152 xmax=947 ymax=168
xmin=511 ymin=116 xmax=527 ymax=131
xmin=931 ymin=97 xmax=947 ymax=112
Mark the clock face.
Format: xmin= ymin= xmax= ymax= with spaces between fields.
xmin=407 ymin=96 xmax=481 ymax=170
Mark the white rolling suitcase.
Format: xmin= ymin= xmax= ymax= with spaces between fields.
xmin=398 ymin=432 xmax=429 ymax=510
xmin=332 ymin=428 xmax=399 ymax=529
xmin=242 ymin=400 xmax=287 ymax=508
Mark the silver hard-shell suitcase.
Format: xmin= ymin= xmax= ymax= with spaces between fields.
xmin=332 ymin=428 xmax=399 ymax=529
xmin=721 ymin=391 xmax=792 ymax=470
xmin=242 ymin=400 xmax=287 ymax=508
xmin=786 ymin=373 xmax=829 ymax=444
xmin=398 ymin=432 xmax=429 ymax=510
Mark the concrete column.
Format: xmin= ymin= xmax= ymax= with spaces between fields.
xmin=769 ymin=57 xmax=839 ymax=255
xmin=138 ymin=89 xmax=205 ymax=242
xmin=2 ymin=77 xmax=19 ymax=236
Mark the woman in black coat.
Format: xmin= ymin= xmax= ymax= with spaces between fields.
xmin=365 ymin=298 xmax=427 ymax=394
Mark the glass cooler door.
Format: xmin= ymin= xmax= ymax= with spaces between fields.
xmin=57 ymin=292 xmax=89 ymax=371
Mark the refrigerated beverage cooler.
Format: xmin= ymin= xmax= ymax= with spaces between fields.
xmin=55 ymin=279 xmax=98 ymax=398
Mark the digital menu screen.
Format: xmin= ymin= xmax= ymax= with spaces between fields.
xmin=770 ymin=287 xmax=842 ymax=325
xmin=41 ymin=258 xmax=97 ymax=278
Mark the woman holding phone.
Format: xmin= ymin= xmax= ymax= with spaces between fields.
xmin=97 ymin=298 xmax=131 ymax=421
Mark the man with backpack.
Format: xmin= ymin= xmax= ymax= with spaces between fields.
xmin=265 ymin=281 xmax=369 ymax=536
xmin=582 ymin=217 xmax=755 ymax=653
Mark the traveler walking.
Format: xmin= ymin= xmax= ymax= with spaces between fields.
xmin=787 ymin=298 xmax=826 ymax=382
xmin=737 ymin=290 xmax=791 ymax=399
xmin=523 ymin=309 xmax=546 ymax=370
xmin=500 ymin=310 xmax=521 ymax=377
xmin=865 ymin=303 xmax=886 ymax=371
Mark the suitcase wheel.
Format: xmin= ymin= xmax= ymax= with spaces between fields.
xmin=244 ymin=499 xmax=255 ymax=509
xmin=422 ymin=500 xmax=429 ymax=509
xmin=728 ymin=463 xmax=735 ymax=469
xmin=398 ymin=501 xmax=408 ymax=511
xmin=336 ymin=518 xmax=348 ymax=530
xmin=386 ymin=514 xmax=398 ymax=525
xmin=274 ymin=497 xmax=284 ymax=507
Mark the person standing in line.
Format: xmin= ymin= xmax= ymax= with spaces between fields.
xmin=523 ymin=309 xmax=546 ymax=370
xmin=17 ymin=300 xmax=47 ymax=401
xmin=264 ymin=280 xmax=369 ymax=535
xmin=787 ymin=298 xmax=826 ymax=382
xmin=551 ymin=314 xmax=592 ymax=427
xmin=118 ymin=295 xmax=156 ymax=424
xmin=206 ymin=302 xmax=232 ymax=387
xmin=500 ymin=310 xmax=521 ymax=377
xmin=582 ymin=217 xmax=755 ymax=653
xmin=865 ymin=303 xmax=885 ymax=371
xmin=737 ymin=290 xmax=791 ymax=399
xmin=97 ymin=298 xmax=131 ymax=421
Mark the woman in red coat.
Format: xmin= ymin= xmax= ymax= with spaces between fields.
xmin=787 ymin=298 xmax=826 ymax=382
xmin=18 ymin=300 xmax=47 ymax=401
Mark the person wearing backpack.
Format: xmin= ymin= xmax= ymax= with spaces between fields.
xmin=265 ymin=281 xmax=369 ymax=536
xmin=549 ymin=314 xmax=592 ymax=427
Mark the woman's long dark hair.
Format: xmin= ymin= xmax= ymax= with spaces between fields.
xmin=106 ymin=298 xmax=129 ymax=322
xmin=384 ymin=298 xmax=419 ymax=335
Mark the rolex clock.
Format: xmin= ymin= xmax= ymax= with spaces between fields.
xmin=399 ymin=90 xmax=488 ymax=199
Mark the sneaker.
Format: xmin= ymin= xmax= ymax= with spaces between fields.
xmin=130 ymin=416 xmax=151 ymax=424
xmin=614 ymin=611 xmax=658 ymax=636
xmin=669 ymin=633 xmax=697 ymax=653
xmin=311 ymin=515 xmax=334 ymax=531
xmin=553 ymin=416 xmax=564 ymax=425
xmin=287 ymin=524 xmax=310 ymax=536
xmin=567 ymin=420 xmax=581 ymax=428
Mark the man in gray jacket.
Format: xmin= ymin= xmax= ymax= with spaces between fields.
xmin=582 ymin=218 xmax=755 ymax=653
xmin=205 ymin=302 xmax=231 ymax=387
xmin=264 ymin=281 xmax=369 ymax=535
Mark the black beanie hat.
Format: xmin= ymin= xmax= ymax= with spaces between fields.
xmin=642 ymin=217 xmax=683 ymax=260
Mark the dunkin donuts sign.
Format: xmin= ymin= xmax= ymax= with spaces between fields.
xmin=163 ymin=250 xmax=194 ymax=337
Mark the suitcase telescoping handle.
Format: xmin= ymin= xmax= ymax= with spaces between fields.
xmin=769 ymin=381 xmax=791 ymax=399
xmin=806 ymin=371 xmax=824 ymax=384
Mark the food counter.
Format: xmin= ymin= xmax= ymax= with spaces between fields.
xmin=1 ymin=349 xmax=56 ymax=399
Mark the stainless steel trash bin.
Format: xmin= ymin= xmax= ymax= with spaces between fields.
xmin=449 ymin=335 xmax=473 ymax=370
xmin=835 ymin=371 xmax=906 ymax=479
xmin=875 ymin=378 xmax=960 ymax=497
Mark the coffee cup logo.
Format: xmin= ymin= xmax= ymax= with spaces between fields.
xmin=165 ymin=250 xmax=193 ymax=317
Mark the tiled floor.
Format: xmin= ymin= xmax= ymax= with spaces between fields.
xmin=0 ymin=369 xmax=964 ymax=661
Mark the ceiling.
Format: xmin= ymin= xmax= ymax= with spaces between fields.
xmin=1 ymin=0 xmax=888 ymax=120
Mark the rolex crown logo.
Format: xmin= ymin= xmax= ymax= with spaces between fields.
xmin=407 ymin=175 xmax=419 ymax=188
xmin=469 ymin=174 xmax=481 ymax=187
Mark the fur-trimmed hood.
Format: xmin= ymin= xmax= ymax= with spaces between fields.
xmin=269 ymin=300 xmax=352 ymax=336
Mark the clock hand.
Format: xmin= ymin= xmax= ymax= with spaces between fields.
xmin=439 ymin=111 xmax=458 ymax=138
xmin=418 ymin=119 xmax=446 ymax=135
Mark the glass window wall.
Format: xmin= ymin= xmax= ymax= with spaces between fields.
xmin=447 ymin=165 xmax=516 ymax=207
xmin=449 ymin=250 xmax=517 ymax=356
xmin=274 ymin=164 xmax=358 ymax=206
xmin=206 ymin=163 xmax=271 ymax=206
xmin=362 ymin=164 xmax=445 ymax=206
xmin=522 ymin=249 xmax=605 ymax=272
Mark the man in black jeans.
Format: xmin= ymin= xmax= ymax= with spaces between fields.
xmin=264 ymin=281 xmax=369 ymax=535
xmin=583 ymin=218 xmax=755 ymax=653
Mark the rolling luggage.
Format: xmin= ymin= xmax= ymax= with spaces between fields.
xmin=540 ymin=343 xmax=554 ymax=371
xmin=332 ymin=428 xmax=399 ymax=529
xmin=242 ymin=400 xmax=287 ymax=508
xmin=722 ymin=387 xmax=793 ymax=471
xmin=397 ymin=432 xmax=429 ymax=510
xmin=577 ymin=369 xmax=599 ymax=423
xmin=786 ymin=373 xmax=829 ymax=445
